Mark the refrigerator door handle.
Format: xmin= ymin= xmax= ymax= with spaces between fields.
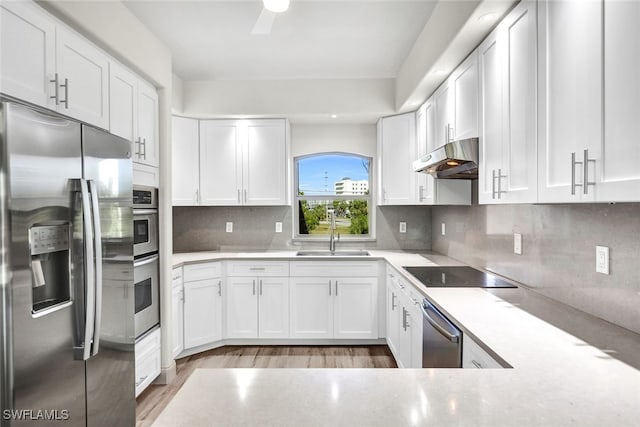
xmin=88 ymin=180 xmax=103 ymax=356
xmin=80 ymin=179 xmax=96 ymax=361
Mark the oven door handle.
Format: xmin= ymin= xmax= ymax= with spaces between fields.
xmin=134 ymin=254 xmax=159 ymax=268
xmin=133 ymin=209 xmax=158 ymax=216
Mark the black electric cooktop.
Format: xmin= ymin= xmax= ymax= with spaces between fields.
xmin=403 ymin=266 xmax=517 ymax=288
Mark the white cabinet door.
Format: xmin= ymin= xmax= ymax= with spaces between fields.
xmin=333 ymin=278 xmax=378 ymax=339
xmin=397 ymin=301 xmax=413 ymax=369
xmin=258 ymin=277 xmax=289 ymax=338
xmin=600 ymin=0 xmax=640 ymax=202
xmin=172 ymin=116 xmax=200 ymax=205
xmin=379 ymin=113 xmax=417 ymax=205
xmin=289 ymin=278 xmax=333 ymax=339
xmin=502 ymin=1 xmax=537 ymax=204
xmin=199 ymin=120 xmax=242 ymax=205
xmin=109 ymin=62 xmax=137 ymax=141
xmin=244 ymin=120 xmax=288 ymax=205
xmin=415 ymin=103 xmax=432 ymax=205
xmin=226 ymin=277 xmax=259 ymax=338
xmin=538 ymin=0 xmax=601 ymax=203
xmin=171 ymin=285 xmax=184 ymax=358
xmin=386 ymin=278 xmax=401 ymax=358
xmin=433 ymin=81 xmax=454 ymax=147
xmin=56 ymin=26 xmax=109 ymax=129
xmin=408 ymin=301 xmax=423 ymax=368
xmin=136 ymin=81 xmax=159 ymax=167
xmin=184 ymin=279 xmax=222 ymax=349
xmin=452 ymin=51 xmax=479 ymax=140
xmin=478 ymin=28 xmax=504 ymax=204
xmin=0 ymin=1 xmax=56 ymax=109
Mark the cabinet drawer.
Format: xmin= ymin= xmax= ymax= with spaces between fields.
xmin=183 ymin=262 xmax=222 ymax=282
xmin=226 ymin=261 xmax=289 ymax=277
xmin=172 ymin=267 xmax=183 ymax=288
xmin=462 ymin=335 xmax=502 ymax=369
xmin=135 ymin=345 xmax=161 ymax=397
xmin=291 ymin=261 xmax=379 ymax=277
xmin=135 ymin=327 xmax=161 ymax=359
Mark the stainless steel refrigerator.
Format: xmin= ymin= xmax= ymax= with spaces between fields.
xmin=0 ymin=100 xmax=135 ymax=426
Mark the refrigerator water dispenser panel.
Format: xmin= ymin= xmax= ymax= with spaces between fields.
xmin=29 ymin=224 xmax=71 ymax=313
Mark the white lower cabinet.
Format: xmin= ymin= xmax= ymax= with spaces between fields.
xmin=226 ymin=277 xmax=259 ymax=338
xmin=290 ymin=261 xmax=378 ymax=340
xmin=183 ymin=268 xmax=222 ymax=349
xmin=462 ymin=335 xmax=502 ymax=369
xmin=385 ymin=268 xmax=423 ymax=368
xmin=258 ymin=277 xmax=290 ymax=338
xmin=171 ymin=268 xmax=184 ymax=358
xmin=135 ymin=327 xmax=161 ymax=398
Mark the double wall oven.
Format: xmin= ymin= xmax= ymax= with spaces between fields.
xmin=133 ymin=185 xmax=160 ymax=338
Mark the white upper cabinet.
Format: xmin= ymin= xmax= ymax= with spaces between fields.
xmin=56 ymin=26 xmax=110 ymax=129
xmin=199 ymin=120 xmax=243 ymax=205
xmin=0 ymin=1 xmax=56 ymax=108
xmin=136 ymin=81 xmax=159 ymax=167
xmin=172 ymin=116 xmax=200 ymax=205
xmin=479 ymin=1 xmax=537 ymax=204
xmin=538 ymin=0 xmax=602 ymax=203
xmin=244 ymin=120 xmax=288 ymax=205
xmin=433 ymin=81 xmax=454 ymax=146
xmin=451 ymin=51 xmax=479 ymax=141
xmin=109 ymin=62 xmax=137 ymax=142
xmin=378 ymin=112 xmax=417 ymax=205
xmin=197 ymin=119 xmax=289 ymax=206
xmin=600 ymin=0 xmax=640 ymax=201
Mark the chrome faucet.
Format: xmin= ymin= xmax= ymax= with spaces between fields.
xmin=329 ymin=211 xmax=340 ymax=254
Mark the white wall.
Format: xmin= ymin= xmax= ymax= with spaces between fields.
xmin=172 ymin=74 xmax=184 ymax=113
xmin=291 ymin=124 xmax=377 ymax=159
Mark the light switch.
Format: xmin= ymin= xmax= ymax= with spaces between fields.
xmin=399 ymin=222 xmax=407 ymax=233
xmin=514 ymin=233 xmax=522 ymax=255
xmin=226 ymin=222 xmax=233 ymax=233
xmin=596 ymin=246 xmax=609 ymax=275
xmin=275 ymin=222 xmax=283 ymax=233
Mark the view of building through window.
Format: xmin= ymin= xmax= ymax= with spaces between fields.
xmin=296 ymin=153 xmax=371 ymax=236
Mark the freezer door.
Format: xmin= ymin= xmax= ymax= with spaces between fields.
xmin=3 ymin=102 xmax=86 ymax=426
xmin=81 ymin=125 xmax=135 ymax=426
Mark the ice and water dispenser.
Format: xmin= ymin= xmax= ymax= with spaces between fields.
xmin=29 ymin=224 xmax=71 ymax=313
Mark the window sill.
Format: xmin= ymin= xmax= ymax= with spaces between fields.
xmin=292 ymin=237 xmax=376 ymax=244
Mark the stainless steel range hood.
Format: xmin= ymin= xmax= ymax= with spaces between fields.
xmin=413 ymin=137 xmax=479 ymax=179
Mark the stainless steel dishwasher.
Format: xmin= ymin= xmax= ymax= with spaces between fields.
xmin=421 ymin=298 xmax=462 ymax=367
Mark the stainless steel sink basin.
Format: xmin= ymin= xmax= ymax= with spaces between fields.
xmin=296 ymin=250 xmax=370 ymax=257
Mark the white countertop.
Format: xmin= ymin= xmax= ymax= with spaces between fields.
xmin=157 ymin=251 xmax=640 ymax=426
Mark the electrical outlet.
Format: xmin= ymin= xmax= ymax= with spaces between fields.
xmin=226 ymin=222 xmax=233 ymax=233
xmin=441 ymin=223 xmax=446 ymax=236
xmin=596 ymin=246 xmax=609 ymax=275
xmin=514 ymin=233 xmax=522 ymax=255
xmin=275 ymin=222 xmax=283 ymax=233
xmin=399 ymin=222 xmax=407 ymax=233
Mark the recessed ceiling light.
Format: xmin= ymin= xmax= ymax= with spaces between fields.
xmin=478 ymin=12 xmax=498 ymax=22
xmin=330 ymin=114 xmax=338 ymax=119
xmin=263 ymin=0 xmax=290 ymax=13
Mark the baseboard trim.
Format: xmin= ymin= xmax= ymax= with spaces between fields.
xmin=154 ymin=361 xmax=176 ymax=385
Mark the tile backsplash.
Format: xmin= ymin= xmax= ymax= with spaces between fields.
xmin=431 ymin=203 xmax=640 ymax=335
xmin=173 ymin=205 xmax=432 ymax=252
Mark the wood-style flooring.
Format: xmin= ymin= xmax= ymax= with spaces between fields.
xmin=136 ymin=345 xmax=397 ymax=427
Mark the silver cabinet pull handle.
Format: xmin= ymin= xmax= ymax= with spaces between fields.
xmin=218 ymin=280 xmax=222 ymax=297
xmin=50 ymin=73 xmax=60 ymax=105
xmin=244 ymin=189 xmax=247 ymax=203
xmin=491 ymin=169 xmax=497 ymax=199
xmin=571 ymin=152 xmax=583 ymax=195
xmin=252 ymin=280 xmax=256 ymax=296
xmin=135 ymin=375 xmax=149 ymax=387
xmin=497 ymin=168 xmax=507 ymax=199
xmin=141 ymin=138 xmax=147 ymax=160
xmin=60 ymin=78 xmax=69 ymax=108
xmin=195 ymin=189 xmax=199 ymax=204
xmin=391 ymin=293 xmax=397 ymax=311
xmin=329 ymin=280 xmax=332 ymax=296
xmin=583 ymin=149 xmax=595 ymax=194
xmin=237 ymin=189 xmax=241 ymax=203
xmin=419 ymin=185 xmax=424 ymax=202
xmin=402 ymin=307 xmax=408 ymax=331
xmin=471 ymin=360 xmax=483 ymax=369
xmin=448 ymin=124 xmax=454 ymax=142
xmin=335 ymin=280 xmax=338 ymax=296
xmin=181 ymin=289 xmax=185 ymax=303
xmin=250 ymin=267 xmax=266 ymax=271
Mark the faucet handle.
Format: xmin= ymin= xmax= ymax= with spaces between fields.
xmin=337 ymin=233 xmax=340 ymax=241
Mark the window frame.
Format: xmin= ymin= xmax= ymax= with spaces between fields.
xmin=293 ymin=152 xmax=375 ymax=241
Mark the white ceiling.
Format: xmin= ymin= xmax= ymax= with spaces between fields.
xmin=123 ymin=0 xmax=438 ymax=81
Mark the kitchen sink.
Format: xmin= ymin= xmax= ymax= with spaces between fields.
xmin=296 ymin=250 xmax=370 ymax=257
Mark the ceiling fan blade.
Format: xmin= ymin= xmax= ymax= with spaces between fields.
xmin=251 ymin=8 xmax=276 ymax=35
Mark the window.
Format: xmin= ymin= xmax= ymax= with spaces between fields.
xmin=295 ymin=153 xmax=372 ymax=238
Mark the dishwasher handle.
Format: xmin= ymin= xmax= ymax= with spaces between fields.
xmin=421 ymin=299 xmax=460 ymax=343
